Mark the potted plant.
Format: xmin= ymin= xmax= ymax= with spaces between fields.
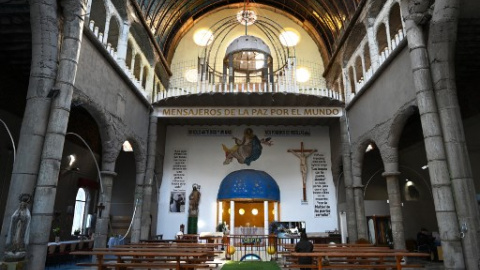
xmin=74 ymin=228 xmax=81 ymax=236
xmin=52 ymin=227 xmax=61 ymax=242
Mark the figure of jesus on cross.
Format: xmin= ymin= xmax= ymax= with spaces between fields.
xmin=288 ymin=142 xmax=317 ymax=202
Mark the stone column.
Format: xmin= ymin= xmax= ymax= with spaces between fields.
xmin=351 ymin=147 xmax=367 ymax=240
xmin=93 ymin=170 xmax=117 ymax=249
xmin=384 ymin=20 xmax=392 ymax=51
xmin=353 ymin=185 xmax=367 ymax=240
xmin=366 ymin=18 xmax=380 ymax=71
xmin=27 ymin=0 xmax=85 ymax=266
xmin=0 ymin=0 xmax=58 ymax=257
xmin=351 ymin=65 xmax=358 ymax=93
xmin=131 ymin=153 xmax=147 ymax=243
xmin=145 ymin=65 xmax=155 ymax=95
xmin=342 ymin=68 xmax=352 ymax=101
xmin=382 ymin=171 xmax=405 ymax=250
xmin=116 ymin=22 xmax=130 ymax=65
xmin=130 ymin=51 xmax=136 ymax=77
xmin=427 ymin=0 xmax=480 ymax=268
xmin=339 ymin=115 xmax=358 ymax=242
xmin=102 ymin=14 xmax=111 ymax=45
xmin=140 ymin=116 xmax=158 ymax=241
xmin=139 ymin=63 xmax=145 ymax=86
xmin=360 ymin=55 xmax=366 ymax=81
xmin=85 ymin=0 xmax=92 ymax=22
xmin=400 ymin=0 xmax=465 ymax=267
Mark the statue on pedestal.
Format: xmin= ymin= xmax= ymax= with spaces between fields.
xmin=188 ymin=184 xmax=201 ymax=217
xmin=187 ymin=184 xmax=201 ymax=234
xmin=4 ymin=194 xmax=31 ymax=262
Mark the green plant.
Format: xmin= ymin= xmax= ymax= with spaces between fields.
xmin=52 ymin=227 xmax=61 ymax=236
xmin=74 ymin=228 xmax=81 ymax=235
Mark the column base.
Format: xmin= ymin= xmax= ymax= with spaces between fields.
xmin=0 ymin=261 xmax=26 ymax=270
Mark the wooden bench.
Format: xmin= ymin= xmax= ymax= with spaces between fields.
xmin=282 ymin=243 xmax=375 ymax=248
xmin=77 ymin=261 xmax=211 ymax=269
xmin=128 ymin=243 xmax=219 ymax=248
xmin=71 ymin=250 xmax=212 ymax=270
xmin=282 ymin=247 xmax=407 ymax=265
xmin=286 ymin=251 xmax=429 ymax=270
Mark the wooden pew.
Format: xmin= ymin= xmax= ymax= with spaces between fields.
xmin=93 ymin=246 xmax=222 ymax=267
xmin=76 ymin=261 xmax=211 ymax=269
xmin=71 ymin=250 xmax=211 ymax=270
xmin=128 ymin=242 xmax=219 ymax=248
xmin=280 ymin=245 xmax=397 ymax=264
xmin=286 ymin=251 xmax=429 ymax=270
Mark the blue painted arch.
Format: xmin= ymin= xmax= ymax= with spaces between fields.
xmin=217 ymin=169 xmax=280 ymax=201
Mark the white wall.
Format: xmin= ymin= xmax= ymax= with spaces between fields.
xmin=156 ymin=125 xmax=337 ymax=238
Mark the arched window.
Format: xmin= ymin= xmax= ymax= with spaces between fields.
xmin=107 ymin=17 xmax=120 ymax=50
xmin=142 ymin=66 xmax=149 ymax=88
xmin=389 ymin=3 xmax=403 ymax=39
xmin=134 ymin=54 xmax=142 ymax=80
xmin=348 ymin=66 xmax=356 ymax=94
xmin=89 ymin=0 xmax=107 ymax=34
xmin=376 ymin=23 xmax=388 ymax=54
xmin=126 ymin=40 xmax=134 ymax=69
xmin=71 ymin=188 xmax=88 ymax=235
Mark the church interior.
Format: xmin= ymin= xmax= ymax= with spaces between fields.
xmin=0 ymin=0 xmax=479 ymax=268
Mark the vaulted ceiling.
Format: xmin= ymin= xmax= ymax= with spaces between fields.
xmin=135 ymin=0 xmax=363 ymax=63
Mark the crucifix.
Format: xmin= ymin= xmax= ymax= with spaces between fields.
xmin=288 ymin=142 xmax=317 ymax=202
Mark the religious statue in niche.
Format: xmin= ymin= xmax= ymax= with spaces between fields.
xmin=288 ymin=142 xmax=317 ymax=202
xmin=222 ymin=128 xmax=273 ymax=165
xmin=4 ymin=194 xmax=31 ymax=262
xmin=188 ymin=184 xmax=201 ymax=217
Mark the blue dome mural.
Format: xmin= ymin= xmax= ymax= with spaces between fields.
xmin=217 ymin=169 xmax=280 ymax=201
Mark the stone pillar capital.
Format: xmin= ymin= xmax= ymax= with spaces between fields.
xmin=382 ymin=171 xmax=401 ymax=177
xmin=100 ymin=170 xmax=117 ymax=177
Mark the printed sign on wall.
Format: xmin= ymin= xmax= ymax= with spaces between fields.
xmin=170 ymin=149 xmax=188 ymax=213
xmin=311 ymin=153 xmax=331 ymax=218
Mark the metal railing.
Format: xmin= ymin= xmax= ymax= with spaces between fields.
xmin=223 ymin=234 xmax=301 ymax=261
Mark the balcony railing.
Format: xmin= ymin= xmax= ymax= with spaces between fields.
xmin=153 ymin=82 xmax=343 ymax=103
